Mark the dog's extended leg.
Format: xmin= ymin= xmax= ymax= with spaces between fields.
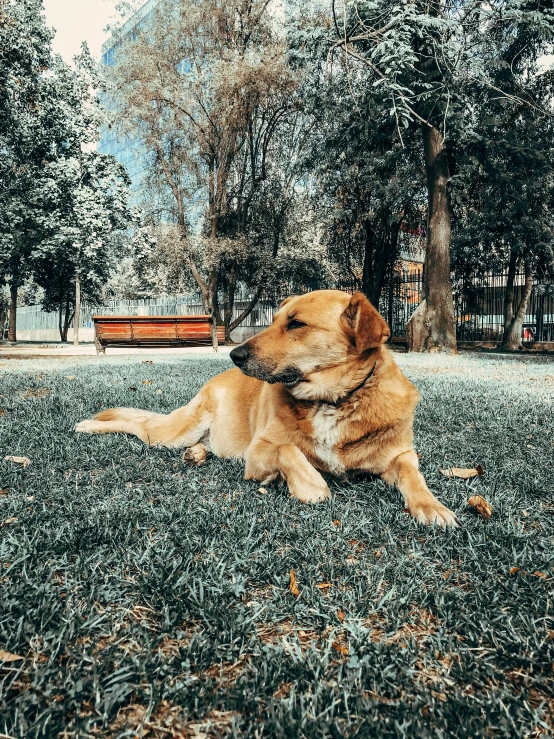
xmin=75 ymin=393 xmax=210 ymax=449
xmin=382 ymin=451 xmax=457 ymax=527
xmin=245 ymin=439 xmax=330 ymax=503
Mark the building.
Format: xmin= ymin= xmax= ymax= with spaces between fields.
xmin=98 ymin=0 xmax=162 ymax=203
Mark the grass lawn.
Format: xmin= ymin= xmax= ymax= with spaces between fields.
xmin=0 ymin=351 xmax=553 ymax=738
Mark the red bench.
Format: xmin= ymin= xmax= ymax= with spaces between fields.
xmin=93 ymin=315 xmax=224 ymax=353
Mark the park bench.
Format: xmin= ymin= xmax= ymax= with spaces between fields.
xmin=93 ymin=314 xmax=224 ymax=353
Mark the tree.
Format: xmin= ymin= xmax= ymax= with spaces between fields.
xmin=107 ymin=0 xmax=309 ymax=343
xmin=326 ymin=0 xmax=554 ymax=352
xmin=292 ymin=19 xmax=424 ymax=306
xmin=0 ymin=0 xmax=54 ymax=341
xmin=450 ymin=7 xmax=554 ymax=351
xmin=0 ymin=22 xmax=135 ymax=343
xmin=32 ymin=152 xmax=133 ymax=341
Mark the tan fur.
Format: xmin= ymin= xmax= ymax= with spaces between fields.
xmin=75 ymin=290 xmax=456 ymax=527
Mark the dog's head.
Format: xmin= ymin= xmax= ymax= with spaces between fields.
xmin=229 ymin=290 xmax=390 ymax=401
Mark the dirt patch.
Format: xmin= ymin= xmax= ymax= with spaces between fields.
xmin=110 ymin=701 xmax=237 ymax=738
xmin=204 ymin=655 xmax=250 ymax=687
xmin=363 ymin=608 xmax=441 ymax=646
xmin=22 ymin=387 xmax=51 ymax=399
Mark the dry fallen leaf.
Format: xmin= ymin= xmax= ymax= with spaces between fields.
xmin=332 ymin=641 xmax=349 ymax=656
xmin=337 ymin=610 xmax=345 ymax=623
xmin=315 ymin=583 xmax=333 ymax=590
xmin=0 ymin=488 xmax=8 ymax=496
xmin=468 ymin=495 xmax=493 ymax=519
xmin=2 ymin=517 xmax=18 ymax=526
xmin=332 ymin=519 xmax=341 ymax=527
xmin=64 ymin=376 xmax=75 ymax=380
xmin=441 ymin=467 xmax=484 ymax=479
xmin=510 ymin=567 xmax=520 ymax=575
xmin=257 ymin=487 xmax=268 ymax=495
xmin=532 ymin=571 xmax=547 ymax=579
xmin=289 ymin=569 xmax=300 ymax=598
xmin=0 ymin=650 xmax=24 ymax=663
xmin=142 ymin=380 xmax=153 ymax=385
xmin=4 ymin=455 xmax=31 ymax=468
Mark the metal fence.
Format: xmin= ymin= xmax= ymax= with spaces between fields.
xmin=388 ymin=266 xmax=554 ymax=342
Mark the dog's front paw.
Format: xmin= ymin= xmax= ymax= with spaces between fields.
xmin=409 ymin=497 xmax=457 ymax=528
xmin=290 ymin=480 xmax=331 ymax=504
xmin=75 ymin=420 xmax=101 ymax=434
xmin=183 ymin=443 xmax=208 ymax=466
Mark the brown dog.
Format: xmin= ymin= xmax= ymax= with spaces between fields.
xmin=75 ymin=290 xmax=456 ymax=526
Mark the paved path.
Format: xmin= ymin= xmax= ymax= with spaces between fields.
xmin=0 ymin=343 xmax=232 ymax=358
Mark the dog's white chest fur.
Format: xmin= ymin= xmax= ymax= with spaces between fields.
xmin=310 ymin=403 xmax=345 ymax=475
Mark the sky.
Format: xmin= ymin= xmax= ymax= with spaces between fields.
xmin=43 ymin=0 xmax=120 ymax=63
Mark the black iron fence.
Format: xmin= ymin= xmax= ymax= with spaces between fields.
xmin=386 ymin=266 xmax=554 ymax=342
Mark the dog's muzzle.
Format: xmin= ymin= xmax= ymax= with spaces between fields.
xmin=230 ymin=344 xmax=303 ymax=387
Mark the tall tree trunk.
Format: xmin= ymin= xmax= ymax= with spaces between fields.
xmin=8 ymin=283 xmax=17 ymax=342
xmin=502 ymin=259 xmax=533 ymax=351
xmin=207 ymin=269 xmax=219 ymax=352
xmin=60 ymin=295 xmax=73 ymax=342
xmin=411 ymin=125 xmax=457 ymax=352
xmin=59 ymin=301 xmax=64 ymax=342
xmin=387 ymin=221 xmax=400 ymax=333
xmin=224 ymin=262 xmax=237 ymax=343
xmin=73 ymin=271 xmax=81 ymax=346
xmin=362 ymin=220 xmax=374 ymax=297
xmin=503 ymin=248 xmax=518 ymax=333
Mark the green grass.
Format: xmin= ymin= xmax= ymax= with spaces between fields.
xmin=0 ymin=352 xmax=553 ymax=738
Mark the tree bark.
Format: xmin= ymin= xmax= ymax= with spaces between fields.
xmin=411 ymin=125 xmax=457 ymax=352
xmin=60 ymin=295 xmax=74 ymax=342
xmin=387 ymin=221 xmax=400 ymax=332
xmin=223 ymin=261 xmax=237 ymax=343
xmin=503 ymin=248 xmax=517 ymax=333
xmin=502 ymin=259 xmax=533 ymax=351
xmin=73 ymin=271 xmax=81 ymax=346
xmin=0 ymin=305 xmax=6 ymax=341
xmin=207 ymin=268 xmax=219 ymax=351
xmin=8 ymin=284 xmax=17 ymax=342
xmin=370 ymin=221 xmax=400 ymax=309
xmin=361 ymin=220 xmax=374 ymax=297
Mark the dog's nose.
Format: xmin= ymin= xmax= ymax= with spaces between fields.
xmin=230 ymin=343 xmax=251 ymax=367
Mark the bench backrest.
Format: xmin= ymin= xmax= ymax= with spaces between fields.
xmin=93 ymin=315 xmax=224 ymax=345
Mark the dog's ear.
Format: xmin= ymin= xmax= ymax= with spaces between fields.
xmin=341 ymin=292 xmax=390 ymax=353
xmin=279 ymin=296 xmax=296 ymax=310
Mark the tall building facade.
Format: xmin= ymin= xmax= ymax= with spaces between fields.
xmin=97 ymin=0 xmax=162 ymax=203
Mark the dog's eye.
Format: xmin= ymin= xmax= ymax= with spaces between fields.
xmin=287 ymin=319 xmax=307 ymax=330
